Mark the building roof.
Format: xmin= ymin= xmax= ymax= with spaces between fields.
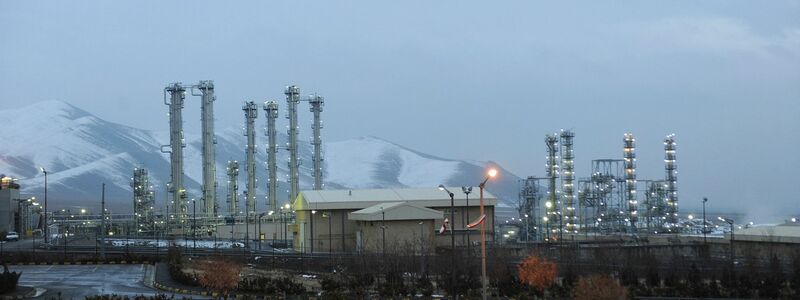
xmin=294 ymin=187 xmax=497 ymax=211
xmin=348 ymin=202 xmax=444 ymax=221
xmin=731 ymin=223 xmax=800 ymax=243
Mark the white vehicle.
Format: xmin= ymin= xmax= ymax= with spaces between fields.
xmin=5 ymin=231 xmax=19 ymax=241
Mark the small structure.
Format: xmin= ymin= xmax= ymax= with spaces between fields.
xmin=0 ymin=175 xmax=20 ymax=232
xmin=292 ymin=187 xmax=497 ymax=253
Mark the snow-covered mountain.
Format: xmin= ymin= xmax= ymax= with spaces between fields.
xmin=0 ymin=101 xmax=521 ymax=212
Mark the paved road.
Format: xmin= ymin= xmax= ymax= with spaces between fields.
xmin=9 ymin=264 xmax=158 ymax=299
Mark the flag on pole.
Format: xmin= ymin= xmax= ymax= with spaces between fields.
xmin=467 ymin=214 xmax=486 ymax=229
xmin=439 ymin=218 xmax=449 ymax=234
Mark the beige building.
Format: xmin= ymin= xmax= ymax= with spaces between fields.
xmin=291 ymin=187 xmax=497 ymax=253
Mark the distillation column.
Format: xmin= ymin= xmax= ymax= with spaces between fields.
xmin=132 ymin=168 xmax=155 ymax=234
xmin=623 ymin=133 xmax=638 ymax=230
xmin=664 ymin=134 xmax=678 ymax=230
xmin=263 ymin=101 xmax=279 ymax=212
xmin=227 ymin=161 xmax=239 ymax=215
xmin=196 ymin=80 xmax=217 ymax=217
xmin=309 ymin=94 xmax=324 ymax=190
xmin=544 ymin=134 xmax=560 ymax=240
xmin=163 ymin=83 xmax=187 ymax=223
xmin=243 ymin=102 xmax=258 ymax=215
xmin=560 ymin=130 xmax=576 ymax=234
xmin=285 ymin=86 xmax=301 ymax=203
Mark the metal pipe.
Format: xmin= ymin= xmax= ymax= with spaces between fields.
xmin=285 ymin=86 xmax=301 ymax=203
xmin=309 ymin=94 xmax=324 ymax=190
xmin=197 ymin=80 xmax=217 ymax=217
xmin=263 ymin=101 xmax=279 ymax=212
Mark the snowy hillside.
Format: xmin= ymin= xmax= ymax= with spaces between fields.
xmin=0 ymin=101 xmax=521 ymax=212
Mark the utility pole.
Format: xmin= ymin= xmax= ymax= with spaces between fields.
xmin=703 ymin=197 xmax=708 ymax=244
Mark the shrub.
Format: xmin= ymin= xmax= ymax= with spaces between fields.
xmin=574 ymin=274 xmax=628 ymax=300
xmin=197 ymin=259 xmax=242 ymax=296
xmin=517 ymin=254 xmax=557 ymax=292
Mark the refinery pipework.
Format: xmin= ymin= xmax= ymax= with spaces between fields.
xmin=194 ymin=80 xmax=217 ymax=217
xmin=162 ymin=83 xmax=187 ymax=223
xmin=309 ymin=94 xmax=324 ymax=190
xmin=285 ymin=85 xmax=301 ymax=204
xmin=544 ymin=134 xmax=560 ymax=239
xmin=227 ymin=161 xmax=240 ymax=216
xmin=243 ymin=102 xmax=258 ymax=215
xmin=623 ymin=133 xmax=638 ymax=230
xmin=132 ymin=168 xmax=155 ymax=233
xmin=664 ymin=134 xmax=678 ymax=230
xmin=560 ymin=130 xmax=576 ymax=233
xmin=263 ymin=101 xmax=279 ymax=212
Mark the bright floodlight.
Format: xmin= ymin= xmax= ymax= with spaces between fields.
xmin=284 ymin=203 xmax=291 ymax=209
xmin=488 ymin=169 xmax=498 ymax=178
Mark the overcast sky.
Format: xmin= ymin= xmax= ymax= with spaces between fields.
xmin=1 ymin=1 xmax=798 ymax=218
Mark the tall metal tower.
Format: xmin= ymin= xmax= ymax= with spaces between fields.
xmin=194 ymin=80 xmax=217 ymax=217
xmin=263 ymin=101 xmax=279 ymax=212
xmin=243 ymin=102 xmax=258 ymax=215
xmin=519 ymin=176 xmax=546 ymax=241
xmin=544 ymin=134 xmax=560 ymax=239
xmin=560 ymin=130 xmax=576 ymax=233
xmin=623 ymin=133 xmax=638 ymax=230
xmin=664 ymin=134 xmax=678 ymax=230
xmin=162 ymin=83 xmax=187 ymax=223
xmin=132 ymin=168 xmax=155 ymax=234
xmin=285 ymin=86 xmax=301 ymax=204
xmin=226 ymin=161 xmax=239 ymax=215
xmin=309 ymin=94 xmax=324 ymax=190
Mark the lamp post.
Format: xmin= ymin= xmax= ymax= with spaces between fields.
xmin=381 ymin=208 xmax=387 ymax=258
xmin=258 ymin=212 xmax=266 ymax=250
xmin=419 ymin=221 xmax=425 ymax=274
xmin=477 ymin=169 xmax=497 ymax=300
xmin=702 ymin=197 xmax=708 ymax=244
xmin=192 ymin=199 xmax=197 ymax=255
xmin=719 ymin=217 xmax=735 ymax=265
xmin=462 ymin=186 xmax=472 ymax=253
xmin=310 ymin=210 xmax=316 ymax=254
xmin=328 ymin=211 xmax=332 ymax=254
xmin=284 ymin=203 xmax=291 ymax=246
xmin=40 ymin=167 xmax=49 ymax=244
xmin=437 ymin=184 xmax=455 ymax=297
xmin=244 ymin=192 xmax=249 ymax=249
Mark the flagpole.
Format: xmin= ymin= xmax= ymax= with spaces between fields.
xmin=478 ymin=169 xmax=497 ymax=300
xmin=438 ymin=185 xmax=456 ymax=298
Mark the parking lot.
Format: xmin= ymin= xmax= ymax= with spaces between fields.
xmin=9 ymin=264 xmax=157 ymax=299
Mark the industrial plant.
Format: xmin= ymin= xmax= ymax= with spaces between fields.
xmin=516 ymin=131 xmax=684 ymax=242
xmin=1 ymin=81 xmax=797 ymax=299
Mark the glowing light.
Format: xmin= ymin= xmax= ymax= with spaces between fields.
xmin=488 ymin=169 xmax=497 ymax=178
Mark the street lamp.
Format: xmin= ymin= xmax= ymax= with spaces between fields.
xmin=40 ymin=167 xmax=49 ymax=244
xmin=310 ymin=210 xmax=316 ymax=254
xmin=476 ymin=168 xmax=497 ymax=300
xmin=192 ymin=199 xmax=197 ymax=255
xmin=437 ymin=184 xmax=455 ymax=296
xmin=284 ymin=203 xmax=291 ymax=246
xmin=702 ymin=197 xmax=708 ymax=244
xmin=462 ymin=186 xmax=473 ymax=253
xmin=719 ymin=217 xmax=735 ymax=265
